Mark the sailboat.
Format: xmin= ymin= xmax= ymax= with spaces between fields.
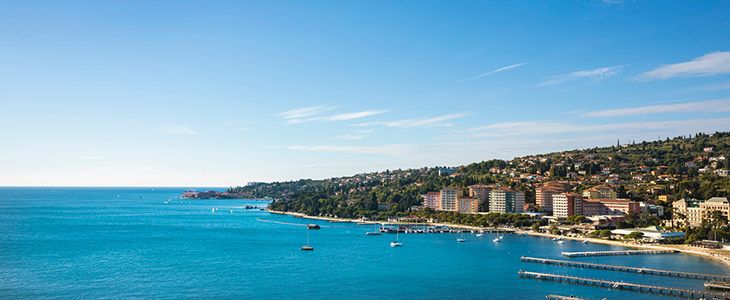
xmin=390 ymin=230 xmax=402 ymax=247
xmin=366 ymin=223 xmax=381 ymax=235
xmin=301 ymin=227 xmax=314 ymax=250
xmin=457 ymin=232 xmax=466 ymax=242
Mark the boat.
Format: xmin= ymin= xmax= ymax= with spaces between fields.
xmin=557 ymin=240 xmax=565 ymax=244
xmin=476 ymin=233 xmax=484 ymax=237
xmin=457 ymin=232 xmax=466 ymax=242
xmin=391 ymin=231 xmax=402 ymax=247
xmin=582 ymin=240 xmax=589 ymax=244
xmin=493 ymin=237 xmax=501 ymax=242
xmin=307 ymin=224 xmax=320 ymax=229
xmin=366 ymin=224 xmax=381 ymax=235
xmin=301 ymin=227 xmax=314 ymax=251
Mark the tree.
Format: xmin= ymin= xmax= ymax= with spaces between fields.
xmin=624 ymin=231 xmax=644 ymax=241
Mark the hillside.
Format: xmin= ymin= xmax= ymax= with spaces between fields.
xmin=238 ymin=132 xmax=730 ymax=220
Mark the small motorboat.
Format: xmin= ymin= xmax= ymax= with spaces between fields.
xmin=307 ymin=224 xmax=320 ymax=229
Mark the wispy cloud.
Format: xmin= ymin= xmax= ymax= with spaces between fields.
xmin=330 ymin=134 xmax=368 ymax=140
xmin=235 ymin=127 xmax=251 ymax=131
xmin=163 ymin=125 xmax=197 ymax=135
xmin=456 ymin=117 xmax=730 ymax=139
xmin=581 ymin=99 xmax=730 ymax=117
xmin=702 ymin=82 xmax=730 ymax=92
xmin=459 ymin=62 xmax=527 ymax=82
xmin=637 ymin=52 xmax=730 ymax=80
xmin=352 ymin=113 xmax=471 ymax=128
xmin=537 ymin=65 xmax=623 ymax=86
xmin=354 ymin=129 xmax=375 ymax=134
xmin=278 ymin=106 xmax=333 ymax=119
xmin=325 ymin=111 xmax=388 ymax=121
xmin=280 ymin=108 xmax=387 ymax=124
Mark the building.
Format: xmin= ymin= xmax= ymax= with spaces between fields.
xmin=658 ymin=194 xmax=674 ymax=202
xmin=536 ymin=184 xmax=566 ymax=214
xmin=582 ymin=185 xmax=617 ymax=200
xmin=553 ymin=193 xmax=583 ymax=217
xmin=438 ymin=187 xmax=462 ymax=212
xmin=612 ymin=226 xmax=684 ymax=242
xmin=489 ymin=187 xmax=524 ymax=214
xmin=581 ymin=199 xmax=640 ymax=216
xmin=673 ymin=197 xmax=730 ymax=227
xmin=457 ymin=196 xmax=480 ymax=214
xmin=469 ymin=184 xmax=491 ymax=207
xmin=421 ymin=191 xmax=440 ymax=209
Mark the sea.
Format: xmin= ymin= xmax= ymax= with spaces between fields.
xmin=1 ymin=187 xmax=729 ymax=299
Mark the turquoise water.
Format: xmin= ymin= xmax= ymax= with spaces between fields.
xmin=1 ymin=187 xmax=729 ymax=299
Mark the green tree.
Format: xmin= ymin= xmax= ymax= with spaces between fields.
xmin=624 ymin=231 xmax=644 ymax=241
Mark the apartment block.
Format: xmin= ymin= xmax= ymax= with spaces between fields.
xmin=489 ymin=187 xmax=524 ymax=214
xmin=553 ymin=193 xmax=582 ymax=217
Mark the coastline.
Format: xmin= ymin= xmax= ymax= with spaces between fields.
xmin=268 ymin=210 xmax=730 ymax=269
xmin=520 ymin=230 xmax=730 ymax=269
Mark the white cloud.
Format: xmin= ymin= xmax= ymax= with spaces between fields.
xmin=278 ymin=106 xmax=333 ymax=119
xmin=352 ymin=113 xmax=471 ymax=128
xmin=235 ymin=127 xmax=252 ymax=131
xmin=354 ymin=129 xmax=375 ymax=134
xmin=702 ymin=82 xmax=730 ymax=92
xmin=281 ymin=108 xmax=387 ymax=124
xmin=457 ymin=117 xmax=730 ymax=139
xmin=637 ymin=52 xmax=730 ymax=80
xmin=582 ymin=99 xmax=730 ymax=117
xmin=323 ymin=110 xmax=388 ymax=121
xmin=330 ymin=134 xmax=368 ymax=140
xmin=537 ymin=65 xmax=623 ymax=86
xmin=163 ymin=125 xmax=197 ymax=135
xmin=459 ymin=62 xmax=527 ymax=82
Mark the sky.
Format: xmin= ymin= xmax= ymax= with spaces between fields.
xmin=1 ymin=1 xmax=730 ymax=187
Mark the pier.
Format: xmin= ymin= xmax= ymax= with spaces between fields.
xmin=545 ymin=295 xmax=590 ymax=300
xmin=519 ymin=271 xmax=730 ymax=299
xmin=522 ymin=256 xmax=730 ymax=281
xmin=561 ymin=249 xmax=677 ymax=257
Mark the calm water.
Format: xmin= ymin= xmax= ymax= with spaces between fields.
xmin=1 ymin=187 xmax=729 ymax=299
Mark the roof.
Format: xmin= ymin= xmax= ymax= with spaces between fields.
xmin=706 ymin=197 xmax=729 ymax=204
xmin=644 ymin=225 xmax=663 ymax=232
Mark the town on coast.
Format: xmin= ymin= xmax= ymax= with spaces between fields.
xmin=217 ymin=132 xmax=730 ymax=267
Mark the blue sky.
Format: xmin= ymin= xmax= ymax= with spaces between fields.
xmin=1 ymin=1 xmax=730 ymax=186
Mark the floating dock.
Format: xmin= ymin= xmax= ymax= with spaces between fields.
xmin=707 ymin=281 xmax=730 ymax=290
xmin=519 ymin=271 xmax=730 ymax=299
xmin=521 ymin=256 xmax=730 ymax=281
xmin=561 ymin=249 xmax=677 ymax=257
xmin=545 ymin=295 xmax=590 ymax=300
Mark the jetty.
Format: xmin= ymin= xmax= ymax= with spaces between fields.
xmin=707 ymin=281 xmax=730 ymax=290
xmin=545 ymin=295 xmax=590 ymax=300
xmin=561 ymin=249 xmax=677 ymax=257
xmin=519 ymin=271 xmax=730 ymax=299
xmin=521 ymin=256 xmax=730 ymax=281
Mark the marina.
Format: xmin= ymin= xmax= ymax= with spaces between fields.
xmin=519 ymin=271 xmax=730 ymax=299
xmin=562 ymin=249 xmax=678 ymax=257
xmin=521 ymin=256 xmax=730 ymax=281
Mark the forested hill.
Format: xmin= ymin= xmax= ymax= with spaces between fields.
xmin=235 ymin=132 xmax=730 ymax=218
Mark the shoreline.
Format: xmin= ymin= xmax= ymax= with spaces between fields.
xmin=520 ymin=231 xmax=730 ymax=269
xmin=268 ymin=210 xmax=730 ymax=269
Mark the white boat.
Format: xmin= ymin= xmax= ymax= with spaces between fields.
xmin=557 ymin=240 xmax=565 ymax=244
xmin=582 ymin=240 xmax=589 ymax=244
xmin=366 ymin=224 xmax=381 ymax=235
xmin=476 ymin=233 xmax=484 ymax=237
xmin=391 ymin=231 xmax=402 ymax=247
xmin=301 ymin=227 xmax=314 ymax=250
xmin=493 ymin=237 xmax=501 ymax=242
